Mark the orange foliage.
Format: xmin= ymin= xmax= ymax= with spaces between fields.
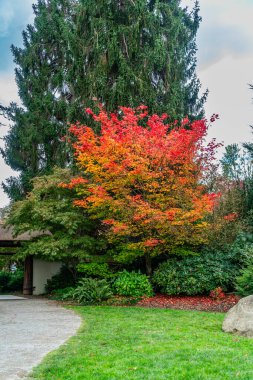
xmin=61 ymin=106 xmax=219 ymax=254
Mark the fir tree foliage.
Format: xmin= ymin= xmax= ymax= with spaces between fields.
xmin=1 ymin=0 xmax=206 ymax=200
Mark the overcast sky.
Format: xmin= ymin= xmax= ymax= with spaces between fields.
xmin=0 ymin=0 xmax=253 ymax=207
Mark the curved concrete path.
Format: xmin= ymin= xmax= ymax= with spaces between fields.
xmin=0 ymin=298 xmax=81 ymax=380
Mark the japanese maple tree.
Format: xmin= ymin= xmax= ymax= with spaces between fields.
xmin=62 ymin=106 xmax=219 ymax=274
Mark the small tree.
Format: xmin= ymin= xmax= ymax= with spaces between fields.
xmin=62 ymin=106 xmax=218 ymax=274
xmin=6 ymin=168 xmax=106 ymax=265
xmin=206 ymin=144 xmax=253 ymax=249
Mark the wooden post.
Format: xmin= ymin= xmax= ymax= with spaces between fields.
xmin=23 ymin=256 xmax=33 ymax=295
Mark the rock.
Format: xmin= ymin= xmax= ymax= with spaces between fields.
xmin=222 ymin=295 xmax=253 ymax=337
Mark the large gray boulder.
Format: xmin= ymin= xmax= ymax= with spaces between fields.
xmin=222 ymin=295 xmax=253 ymax=337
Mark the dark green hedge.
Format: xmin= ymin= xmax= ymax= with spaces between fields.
xmin=152 ymin=251 xmax=239 ymax=296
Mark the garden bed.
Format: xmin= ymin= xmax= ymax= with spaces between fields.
xmin=136 ymin=294 xmax=240 ymax=312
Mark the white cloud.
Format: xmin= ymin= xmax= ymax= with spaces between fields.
xmin=181 ymin=0 xmax=253 ymax=156
xmin=201 ymin=55 xmax=253 ymax=156
xmin=0 ymin=71 xmax=19 ymax=207
xmin=181 ymin=0 xmax=253 ymax=68
xmin=0 ymin=71 xmax=19 ymax=106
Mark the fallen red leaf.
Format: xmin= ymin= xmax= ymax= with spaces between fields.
xmin=136 ymin=294 xmax=240 ymax=312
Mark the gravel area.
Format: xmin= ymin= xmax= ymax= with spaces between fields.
xmin=0 ymin=298 xmax=81 ymax=380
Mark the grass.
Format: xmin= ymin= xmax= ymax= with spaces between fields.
xmin=31 ymin=307 xmax=253 ymax=380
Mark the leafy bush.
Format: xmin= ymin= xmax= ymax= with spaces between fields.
xmin=7 ymin=270 xmax=24 ymax=291
xmin=0 ymin=271 xmax=11 ymax=292
xmin=0 ymin=270 xmax=24 ymax=293
xmin=45 ymin=266 xmax=76 ymax=293
xmin=235 ymin=263 xmax=253 ymax=297
xmin=48 ymin=287 xmax=75 ymax=301
xmin=71 ymin=278 xmax=112 ymax=305
xmin=152 ymin=251 xmax=238 ymax=296
xmin=228 ymin=234 xmax=253 ymax=265
xmin=77 ymin=262 xmax=115 ymax=279
xmin=0 ymin=256 xmax=10 ymax=271
xmin=209 ymin=287 xmax=225 ymax=300
xmin=113 ymin=270 xmax=153 ymax=297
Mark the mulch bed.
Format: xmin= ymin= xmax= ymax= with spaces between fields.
xmin=136 ymin=294 xmax=240 ymax=312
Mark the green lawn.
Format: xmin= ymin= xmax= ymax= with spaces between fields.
xmin=32 ymin=307 xmax=253 ymax=380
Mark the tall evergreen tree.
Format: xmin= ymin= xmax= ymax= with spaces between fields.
xmin=1 ymin=0 xmax=207 ymax=201
xmin=1 ymin=0 xmax=73 ymax=200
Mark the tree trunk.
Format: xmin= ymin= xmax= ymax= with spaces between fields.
xmin=23 ymin=256 xmax=33 ymax=295
xmin=145 ymin=253 xmax=152 ymax=277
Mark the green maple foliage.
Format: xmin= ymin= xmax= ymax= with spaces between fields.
xmin=6 ymin=168 xmax=106 ymax=262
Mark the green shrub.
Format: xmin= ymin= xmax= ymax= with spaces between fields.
xmin=0 ymin=271 xmax=11 ymax=292
xmin=71 ymin=278 xmax=112 ymax=305
xmin=49 ymin=287 xmax=75 ymax=301
xmin=0 ymin=270 xmax=24 ymax=293
xmin=45 ymin=266 xmax=76 ymax=293
xmin=7 ymin=270 xmax=24 ymax=291
xmin=113 ymin=270 xmax=153 ymax=297
xmin=235 ymin=262 xmax=253 ymax=297
xmin=152 ymin=251 xmax=238 ymax=296
xmin=228 ymin=235 xmax=253 ymax=265
xmin=0 ymin=256 xmax=10 ymax=271
xmin=77 ymin=262 xmax=114 ymax=279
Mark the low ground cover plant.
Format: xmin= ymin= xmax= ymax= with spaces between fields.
xmin=209 ymin=287 xmax=226 ymax=300
xmin=48 ymin=287 xmax=75 ymax=301
xmin=71 ymin=278 xmax=113 ymax=305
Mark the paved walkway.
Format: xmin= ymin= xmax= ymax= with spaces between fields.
xmin=0 ymin=298 xmax=81 ymax=380
xmin=0 ymin=295 xmax=26 ymax=300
